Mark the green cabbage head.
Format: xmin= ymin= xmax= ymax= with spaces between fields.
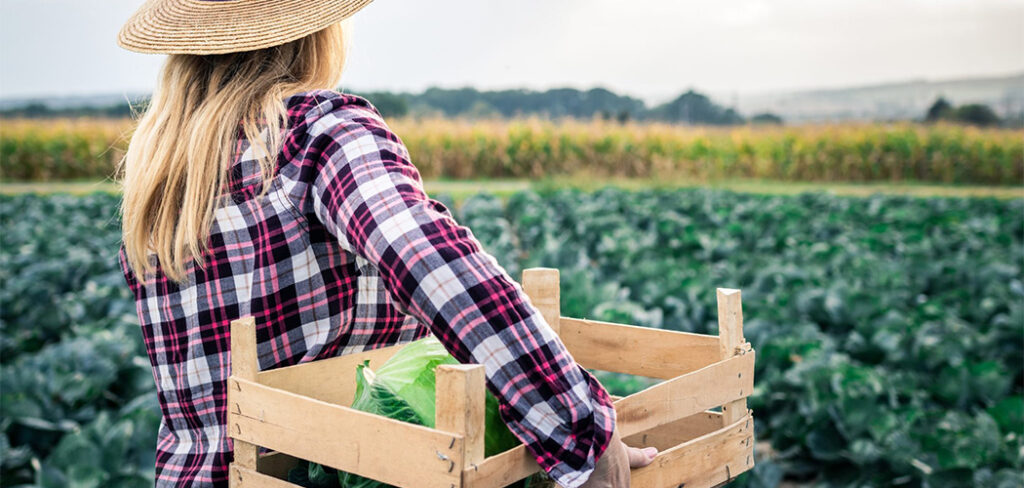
xmin=290 ymin=336 xmax=525 ymax=488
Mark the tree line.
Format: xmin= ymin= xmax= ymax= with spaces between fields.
xmin=1 ymin=87 xmax=784 ymax=126
xmin=924 ymin=97 xmax=1009 ymax=127
xmin=340 ymin=87 xmax=782 ymax=125
xmin=4 ymin=87 xmax=1014 ymax=128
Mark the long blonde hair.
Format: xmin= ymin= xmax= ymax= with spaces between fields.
xmin=118 ymin=21 xmax=351 ymax=283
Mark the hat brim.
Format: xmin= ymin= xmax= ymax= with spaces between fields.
xmin=117 ymin=0 xmax=372 ymax=55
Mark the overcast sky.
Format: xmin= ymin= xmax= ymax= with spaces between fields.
xmin=1 ymin=0 xmax=1022 ymax=103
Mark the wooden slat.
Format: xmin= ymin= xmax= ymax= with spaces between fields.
xmin=465 ymin=409 xmax=750 ymax=488
xmin=230 ymin=317 xmax=260 ymax=476
xmin=228 ymin=282 xmax=760 ymax=488
xmin=436 ymin=364 xmax=487 ymax=467
xmin=462 ymin=443 xmax=541 ymax=488
xmin=559 ymin=317 xmax=722 ymax=379
xmin=613 ymin=351 xmax=755 ymax=438
xmin=717 ymin=289 xmax=748 ymax=426
xmin=630 ymin=411 xmax=754 ymax=488
xmin=622 ymin=410 xmax=725 ymax=452
xmin=464 ymin=348 xmax=754 ymax=487
xmin=228 ymin=377 xmax=462 ymax=488
xmin=256 ymin=344 xmax=405 ymax=405
xmin=522 ymin=268 xmax=561 ymax=335
xmin=232 ymin=464 xmax=300 ymax=488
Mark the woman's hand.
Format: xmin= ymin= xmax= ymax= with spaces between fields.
xmin=576 ymin=428 xmax=658 ymax=488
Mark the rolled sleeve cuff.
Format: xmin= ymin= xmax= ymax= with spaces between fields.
xmin=537 ymin=368 xmax=617 ymax=488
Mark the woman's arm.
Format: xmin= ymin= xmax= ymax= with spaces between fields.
xmin=301 ymin=98 xmax=616 ymax=488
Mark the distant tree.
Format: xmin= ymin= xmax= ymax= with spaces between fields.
xmin=0 ymin=102 xmax=51 ymax=118
xmin=1 ymin=98 xmax=148 ymax=119
xmin=721 ymin=108 xmax=744 ymax=125
xmin=751 ymin=112 xmax=784 ymax=125
xmin=922 ymin=97 xmax=1002 ymax=127
xmin=356 ymin=91 xmax=409 ymax=118
xmin=465 ymin=100 xmax=500 ymax=118
xmin=579 ymin=87 xmax=645 ymax=120
xmin=419 ymin=87 xmax=484 ymax=117
xmin=648 ymin=90 xmax=745 ymax=125
xmin=925 ymin=97 xmax=953 ymax=122
xmin=953 ymin=104 xmax=1001 ymax=127
xmin=102 ymin=100 xmax=146 ymax=118
xmin=479 ymin=87 xmax=644 ymax=119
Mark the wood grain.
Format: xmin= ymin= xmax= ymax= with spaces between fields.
xmin=229 ymin=317 xmax=260 ymax=478
xmin=629 ymin=411 xmax=755 ymax=488
xmin=228 ymin=377 xmax=462 ymax=488
xmin=717 ymin=289 xmax=749 ymax=426
xmin=256 ymin=344 xmax=405 ymax=405
xmin=436 ymin=364 xmax=487 ymax=467
xmin=559 ymin=317 xmax=722 ymax=379
xmin=613 ymin=351 xmax=755 ymax=438
xmin=522 ymin=268 xmax=561 ymax=336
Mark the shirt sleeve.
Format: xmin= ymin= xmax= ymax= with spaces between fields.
xmin=304 ymin=101 xmax=616 ymax=488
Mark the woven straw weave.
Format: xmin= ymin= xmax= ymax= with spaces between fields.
xmin=117 ymin=0 xmax=372 ymax=55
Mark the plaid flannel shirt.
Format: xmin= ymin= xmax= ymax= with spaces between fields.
xmin=120 ymin=89 xmax=615 ymax=488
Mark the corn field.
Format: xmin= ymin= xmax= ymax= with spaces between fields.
xmin=1 ymin=117 xmax=1021 ymax=184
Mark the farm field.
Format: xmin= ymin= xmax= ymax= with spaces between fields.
xmin=2 ymin=178 xmax=1023 ymax=201
xmin=0 ymin=188 xmax=1020 ymax=488
xmin=2 ymin=117 xmax=1022 ymax=184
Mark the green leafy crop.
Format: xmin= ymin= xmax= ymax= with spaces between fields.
xmin=287 ymin=336 xmax=523 ymax=488
xmin=2 ymin=188 xmax=1021 ymax=487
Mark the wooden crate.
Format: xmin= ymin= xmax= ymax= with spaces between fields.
xmin=227 ymin=267 xmax=756 ymax=488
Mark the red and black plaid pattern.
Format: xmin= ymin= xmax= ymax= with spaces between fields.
xmin=120 ymin=89 xmax=615 ymax=488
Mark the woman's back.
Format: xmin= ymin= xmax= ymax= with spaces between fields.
xmin=120 ymin=89 xmax=615 ymax=487
xmin=120 ymin=90 xmax=430 ymax=485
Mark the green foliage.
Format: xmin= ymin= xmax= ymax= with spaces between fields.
xmin=954 ymin=104 xmax=1002 ymax=127
xmin=924 ymin=97 xmax=1003 ymax=127
xmin=752 ymin=113 xmax=784 ymax=125
xmin=0 ymin=119 xmax=128 ymax=181
xmin=926 ymin=97 xmax=954 ymax=122
xmin=2 ymin=189 xmax=1022 ymax=487
xmin=366 ymin=87 xmax=648 ymax=120
xmin=0 ymin=193 xmax=157 ymax=487
xmin=351 ymin=92 xmax=409 ymax=119
xmin=334 ymin=337 xmax=522 ymax=488
xmin=0 ymin=99 xmax=146 ymax=119
xmin=467 ymin=188 xmax=1024 ymax=486
xmin=647 ymin=90 xmax=745 ymax=125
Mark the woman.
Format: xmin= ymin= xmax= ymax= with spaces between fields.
xmin=115 ymin=1 xmax=656 ymax=487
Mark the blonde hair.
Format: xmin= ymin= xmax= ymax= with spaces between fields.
xmin=118 ymin=20 xmax=351 ymax=283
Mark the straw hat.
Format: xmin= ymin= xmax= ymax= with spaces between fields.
xmin=117 ymin=0 xmax=372 ymax=55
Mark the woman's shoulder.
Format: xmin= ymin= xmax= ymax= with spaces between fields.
xmin=277 ymin=88 xmax=412 ymax=186
xmin=282 ymin=88 xmax=408 ymax=166
xmin=284 ymin=88 xmax=388 ymax=135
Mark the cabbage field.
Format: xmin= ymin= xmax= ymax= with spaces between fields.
xmin=1 ymin=189 xmax=1022 ymax=487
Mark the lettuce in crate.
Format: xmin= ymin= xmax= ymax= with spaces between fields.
xmin=288 ymin=336 xmax=550 ymax=488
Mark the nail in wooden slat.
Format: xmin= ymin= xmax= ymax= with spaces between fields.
xmin=230 ymin=316 xmax=260 ymax=476
xmin=436 ymin=364 xmax=487 ymax=467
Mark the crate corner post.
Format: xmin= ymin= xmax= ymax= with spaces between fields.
xmin=228 ymin=316 xmax=260 ymax=487
xmin=522 ymin=267 xmax=561 ymax=336
xmin=715 ymin=288 xmax=746 ymax=425
xmin=717 ymin=288 xmax=756 ymax=482
xmin=436 ymin=363 xmax=487 ymax=486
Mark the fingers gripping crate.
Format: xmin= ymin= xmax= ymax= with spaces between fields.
xmin=227 ymin=268 xmax=756 ymax=488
